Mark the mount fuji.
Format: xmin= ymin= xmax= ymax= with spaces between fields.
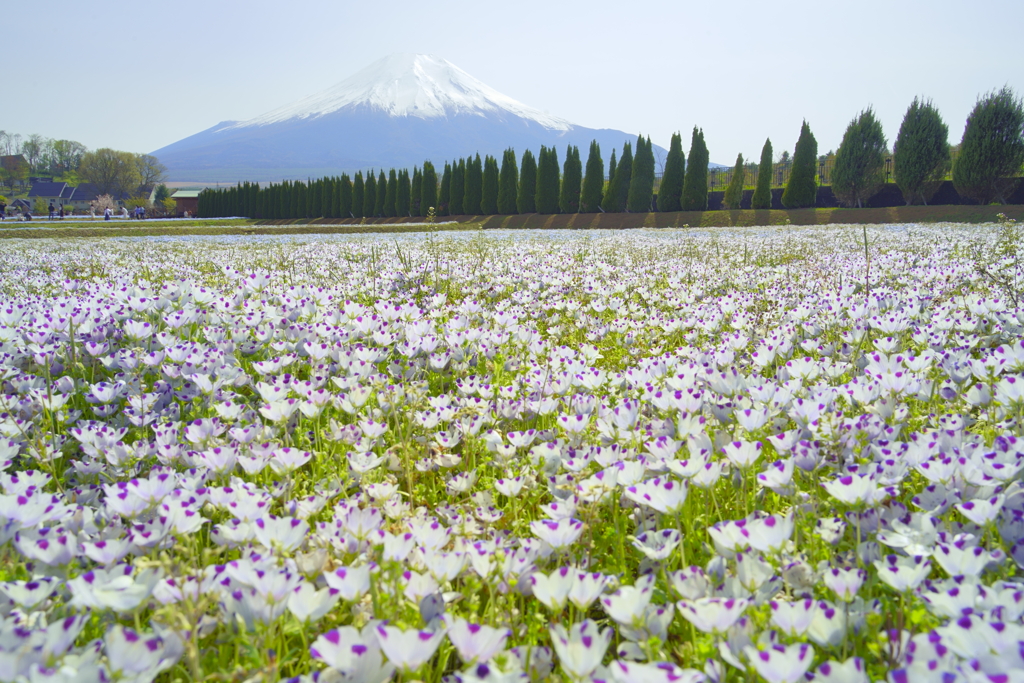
xmin=152 ymin=54 xmax=665 ymax=182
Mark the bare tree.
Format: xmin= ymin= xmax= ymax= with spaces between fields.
xmin=134 ymin=154 xmax=167 ymax=194
xmin=21 ymin=134 xmax=46 ymax=171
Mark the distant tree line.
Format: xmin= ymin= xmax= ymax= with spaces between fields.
xmin=199 ymin=86 xmax=1024 ymax=218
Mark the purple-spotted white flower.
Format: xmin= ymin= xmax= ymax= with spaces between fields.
xmin=444 ymin=616 xmax=510 ymax=664
xmin=549 ymin=620 xmax=612 ymax=681
xmin=623 ymin=477 xmax=689 ymax=514
xmin=955 ymin=495 xmax=1005 ymax=525
xmin=813 ymin=658 xmax=869 ymax=683
xmin=607 ymin=660 xmax=707 ymax=683
xmin=531 ymin=566 xmax=574 ymax=611
xmin=743 ymin=643 xmax=815 ymax=683
xmin=323 ymin=565 xmax=372 ymax=601
xmin=822 ymin=567 xmax=866 ymax=602
xmin=287 ymin=582 xmax=340 ymax=622
xmin=746 ymin=513 xmax=793 ymax=553
xmin=676 ymin=597 xmax=749 ymax=634
xmin=105 ymin=624 xmax=182 ymax=682
xmin=530 ymin=518 xmax=584 ymax=550
xmin=769 ymin=599 xmax=816 ymax=636
xmin=374 ymin=624 xmax=447 ymax=673
xmin=873 ymin=555 xmax=931 ymax=591
xmin=601 ymin=574 xmax=656 ymax=626
xmin=722 ymin=440 xmax=762 ymax=469
xmin=822 ymin=473 xmax=888 ymax=506
xmin=310 ymin=625 xmax=394 ymax=683
xmin=68 ymin=565 xmax=161 ymax=612
xmin=631 ymin=529 xmax=682 ymax=561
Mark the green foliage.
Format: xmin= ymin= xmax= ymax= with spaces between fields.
xmin=450 ymin=159 xmax=466 ymax=215
xmin=464 ymin=154 xmax=483 ymax=215
xmin=832 ymin=107 xmax=888 ymax=208
xmin=608 ymin=150 xmax=617 ymax=190
xmin=384 ymin=169 xmax=398 ymax=217
xmin=627 ymin=135 xmax=655 ymax=212
xmin=893 ymin=98 xmax=951 ymax=206
xmin=438 ymin=163 xmax=452 ymax=216
xmin=751 ymin=138 xmax=773 ymax=210
xmin=656 ymin=132 xmax=684 ymax=212
xmin=722 ymin=153 xmax=745 ymax=209
xmin=153 ymin=184 xmax=171 ymax=203
xmin=953 ymin=87 xmax=1024 ymax=204
xmin=351 ymin=172 xmax=364 ymax=218
xmin=411 ymin=167 xmax=422 ymax=216
xmin=580 ymin=140 xmax=604 ymax=213
xmin=781 ymin=121 xmax=818 ymax=209
xmin=481 ymin=155 xmax=499 ymax=215
xmin=421 ymin=161 xmax=438 ymax=215
xmin=374 ymin=170 xmax=387 ymax=217
xmin=517 ymin=150 xmax=537 ymax=213
xmin=559 ymin=145 xmax=582 ymax=213
xmin=396 ymin=170 xmax=410 ymax=216
xmin=681 ymin=127 xmax=709 ymax=211
xmin=362 ymin=170 xmax=377 ymax=217
xmin=339 ymin=174 xmax=353 ymax=217
xmin=535 ymin=146 xmax=560 ymax=214
xmin=603 ymin=142 xmax=632 ymax=213
xmin=498 ymin=149 xmax=518 ymax=215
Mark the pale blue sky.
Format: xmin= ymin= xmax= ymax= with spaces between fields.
xmin=6 ymin=0 xmax=1021 ymax=166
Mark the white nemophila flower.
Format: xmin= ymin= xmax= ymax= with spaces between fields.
xmin=269 ymin=448 xmax=313 ymax=475
xmin=816 ymin=516 xmax=847 ymax=546
xmin=676 ymin=597 xmax=750 ymax=634
xmin=401 ymin=570 xmax=440 ymax=604
xmin=530 ymin=518 xmax=584 ymax=550
xmin=601 ymin=574 xmax=656 ymax=626
xmin=669 ymin=566 xmax=709 ymax=600
xmin=743 ymin=643 xmax=815 ymax=683
xmin=531 ymin=566 xmax=574 ymax=611
xmin=822 ymin=567 xmax=866 ymax=602
xmin=607 ymin=660 xmax=706 ymax=683
xmin=623 ymin=477 xmax=688 ymax=515
xmin=422 ymin=550 xmax=468 ymax=581
xmin=873 ymin=555 xmax=932 ymax=592
xmin=378 ymin=531 xmax=416 ymax=562
xmin=68 ymin=565 xmax=161 ymax=612
xmin=746 ymin=513 xmax=793 ymax=553
xmin=569 ymin=570 xmax=610 ymax=610
xmin=769 ymin=599 xmax=816 ymax=637
xmin=736 ymin=551 xmax=775 ymax=592
xmin=287 ymin=582 xmax=340 ymax=622
xmin=104 ymin=624 xmax=182 ymax=682
xmin=807 ymin=600 xmax=848 ymax=648
xmin=494 ymin=476 xmax=525 ymax=497
xmin=254 ymin=515 xmax=309 ymax=553
xmin=722 ymin=440 xmax=762 ymax=469
xmin=631 ymin=529 xmax=682 ymax=561
xmin=310 ymin=625 xmax=394 ymax=683
xmin=691 ymin=461 xmax=723 ymax=488
xmin=932 ymin=540 xmax=1003 ymax=575
xmin=323 ymin=565 xmax=372 ymax=601
xmin=955 ymin=495 xmax=1005 ymax=525
xmin=549 ymin=620 xmax=612 ymax=681
xmin=822 ymin=473 xmax=888 ymax=506
xmin=813 ymin=657 xmax=869 ymax=683
xmin=374 ymin=624 xmax=447 ymax=673
xmin=757 ymin=459 xmax=795 ymax=492
xmin=444 ymin=615 xmax=510 ymax=664
xmin=15 ymin=527 xmax=76 ymax=566
xmin=707 ymin=518 xmax=752 ymax=556
xmin=0 ymin=577 xmax=59 ymax=608
xmin=80 ymin=536 xmax=132 ymax=565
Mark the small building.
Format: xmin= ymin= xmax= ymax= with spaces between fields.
xmin=171 ymin=190 xmax=200 ymax=216
xmin=65 ymin=183 xmax=131 ymax=211
xmin=27 ymin=181 xmax=75 ymax=208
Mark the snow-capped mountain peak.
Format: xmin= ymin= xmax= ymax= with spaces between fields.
xmin=230 ymin=53 xmax=572 ymax=131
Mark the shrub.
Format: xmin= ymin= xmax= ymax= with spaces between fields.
xmin=832 ymin=107 xmax=888 ymax=208
xmin=751 ymin=138 xmax=773 ymax=209
xmin=893 ymin=98 xmax=951 ymax=205
xmin=722 ymin=153 xmax=745 ymax=209
xmin=953 ymin=87 xmax=1024 ymax=204
xmin=657 ymin=132 xmax=684 ymax=212
xmin=781 ymin=121 xmax=818 ymax=209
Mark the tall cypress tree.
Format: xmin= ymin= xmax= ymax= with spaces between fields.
xmin=498 ymin=148 xmax=519 ymax=214
xmin=464 ymin=154 xmax=483 ymax=214
xmin=627 ymin=135 xmax=655 ymax=212
xmin=603 ymin=142 xmax=632 ymax=212
xmin=411 ymin=167 xmax=422 ymax=216
xmin=832 ymin=107 xmax=888 ymax=208
xmin=751 ymin=139 xmax=773 ymax=210
xmin=681 ymin=127 xmax=709 ymax=211
xmin=953 ymin=87 xmax=1024 ymax=205
xmin=438 ymin=162 xmax=452 ymax=216
xmin=608 ymin=150 xmax=617 ymax=187
xmin=535 ymin=146 xmax=560 ymax=214
xmin=481 ymin=155 xmax=499 ymax=214
xmin=374 ymin=170 xmax=387 ymax=217
xmin=396 ymin=169 xmax=410 ymax=216
xmin=580 ymin=140 xmax=604 ymax=212
xmin=322 ymin=178 xmax=334 ymax=218
xmin=450 ymin=159 xmax=466 ymax=215
xmin=517 ymin=150 xmax=537 ymax=213
xmin=421 ymin=161 xmax=438 ymax=213
xmin=338 ymin=174 xmax=352 ymax=217
xmin=893 ymin=97 xmax=951 ymax=205
xmin=781 ymin=121 xmax=819 ymax=208
xmin=722 ymin=153 xmax=746 ymax=209
xmin=384 ymin=169 xmax=398 ymax=217
xmin=657 ymin=132 xmax=685 ymax=211
xmin=352 ymin=172 xmax=365 ymax=218
xmin=559 ymin=145 xmax=583 ymax=213
xmin=362 ymin=171 xmax=376 ymax=217
xmin=309 ymin=180 xmax=320 ymax=217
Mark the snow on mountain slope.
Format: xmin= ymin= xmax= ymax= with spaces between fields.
xmin=229 ymin=54 xmax=573 ymax=131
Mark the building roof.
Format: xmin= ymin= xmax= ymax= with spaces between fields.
xmin=171 ymin=190 xmax=202 ymax=199
xmin=0 ymin=155 xmax=28 ymax=171
xmin=28 ymin=182 xmax=73 ymax=199
xmin=67 ymin=183 xmax=131 ymax=202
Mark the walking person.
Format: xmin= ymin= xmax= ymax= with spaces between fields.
xmin=0 ymin=199 xmax=6 ymax=220
xmin=104 ymin=207 xmax=112 ymax=221
xmin=59 ymin=205 xmax=65 ymax=220
xmin=48 ymin=202 xmax=55 ymax=220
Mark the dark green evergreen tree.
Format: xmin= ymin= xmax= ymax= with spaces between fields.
xmin=362 ymin=171 xmax=376 ymax=217
xmin=323 ymin=178 xmax=334 ymax=218
xmin=438 ymin=162 xmax=452 ymax=216
xmin=681 ymin=127 xmax=709 ymax=211
xmin=722 ymin=153 xmax=745 ymax=209
xmin=338 ymin=174 xmax=353 ymax=217
xmin=751 ymin=139 xmax=773 ymax=209
xmin=384 ymin=169 xmax=398 ymax=217
xmin=464 ymin=154 xmax=483 ymax=214
xmin=421 ymin=161 xmax=438 ymax=214
xmin=781 ymin=121 xmax=818 ymax=208
xmin=657 ymin=132 xmax=684 ymax=212
xmin=580 ymin=140 xmax=604 ymax=212
xmin=893 ymin=97 xmax=951 ymax=205
xmin=498 ymin=148 xmax=519 ymax=214
xmin=309 ymin=180 xmax=320 ymax=217
xmin=559 ymin=145 xmax=582 ymax=213
xmin=603 ymin=142 xmax=632 ymax=212
xmin=953 ymin=87 xmax=1024 ymax=204
xmin=517 ymin=150 xmax=537 ymax=213
xmin=627 ymin=135 xmax=655 ymax=212
xmin=832 ymin=107 xmax=888 ymax=208
xmin=481 ymin=155 xmax=499 ymax=214
xmin=396 ymin=169 xmax=410 ymax=216
xmin=352 ymin=172 xmax=365 ymax=218
xmin=411 ymin=167 xmax=422 ymax=216
xmin=450 ymin=159 xmax=466 ymax=215
xmin=535 ymin=146 xmax=560 ymax=214
xmin=374 ymin=170 xmax=387 ymax=217
xmin=608 ymin=150 xmax=617 ymax=187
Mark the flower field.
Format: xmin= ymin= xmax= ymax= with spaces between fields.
xmin=1 ymin=222 xmax=1023 ymax=683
